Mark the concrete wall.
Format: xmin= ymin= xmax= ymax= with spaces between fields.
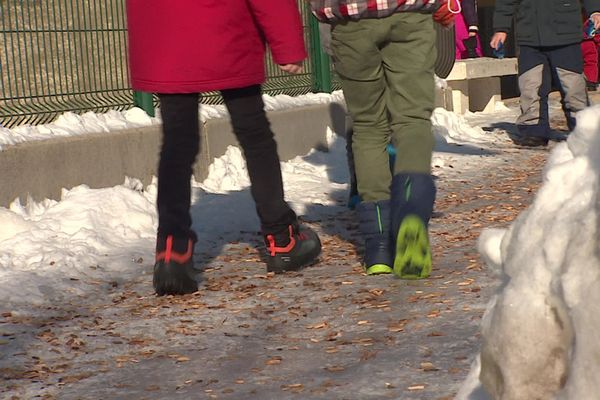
xmin=0 ymin=102 xmax=348 ymax=207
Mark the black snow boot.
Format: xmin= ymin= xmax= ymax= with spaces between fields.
xmin=153 ymin=234 xmax=201 ymax=295
xmin=356 ymin=200 xmax=393 ymax=275
xmin=463 ymin=36 xmax=479 ymax=59
xmin=390 ymin=173 xmax=436 ymax=279
xmin=264 ymin=223 xmax=321 ymax=273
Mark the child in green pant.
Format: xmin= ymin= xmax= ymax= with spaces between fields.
xmin=309 ymin=0 xmax=456 ymax=278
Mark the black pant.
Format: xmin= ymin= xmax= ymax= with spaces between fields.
xmin=157 ymin=85 xmax=296 ymax=240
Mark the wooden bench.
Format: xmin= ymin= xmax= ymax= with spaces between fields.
xmin=445 ymin=57 xmax=518 ymax=114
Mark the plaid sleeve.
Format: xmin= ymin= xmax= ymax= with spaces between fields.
xmin=310 ymin=0 xmax=441 ymax=22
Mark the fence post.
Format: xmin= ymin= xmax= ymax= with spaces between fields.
xmin=133 ymin=91 xmax=155 ymax=117
xmin=307 ymin=12 xmax=332 ymax=93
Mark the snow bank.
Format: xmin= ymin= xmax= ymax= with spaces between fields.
xmin=0 ymin=91 xmax=346 ymax=151
xmin=457 ymin=105 xmax=600 ymax=400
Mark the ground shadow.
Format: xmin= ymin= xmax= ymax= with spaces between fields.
xmin=482 ymin=121 xmax=518 ymax=136
xmin=189 ymin=188 xmax=262 ymax=263
xmin=484 ymin=121 xmax=568 ymax=144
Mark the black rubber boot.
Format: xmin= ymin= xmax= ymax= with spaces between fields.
xmin=463 ymin=36 xmax=479 ymax=59
xmin=356 ymin=200 xmax=393 ymax=275
xmin=264 ymin=223 xmax=321 ymax=273
xmin=390 ymin=173 xmax=436 ymax=279
xmin=153 ymin=234 xmax=201 ymax=295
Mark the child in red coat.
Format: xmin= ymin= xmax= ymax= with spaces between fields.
xmin=127 ymin=0 xmax=321 ymax=295
xmin=582 ymin=16 xmax=600 ymax=90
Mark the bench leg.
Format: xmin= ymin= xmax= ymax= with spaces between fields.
xmin=447 ymin=77 xmax=502 ymax=114
xmin=448 ymin=80 xmax=469 ymax=114
xmin=468 ymin=77 xmax=501 ymax=113
xmin=435 ymin=85 xmax=454 ymax=110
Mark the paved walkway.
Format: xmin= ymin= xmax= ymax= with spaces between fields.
xmin=3 ymin=93 xmax=593 ymax=399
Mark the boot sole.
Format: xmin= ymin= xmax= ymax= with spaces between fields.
xmin=153 ymin=262 xmax=200 ymax=296
xmin=393 ymin=215 xmax=432 ymax=279
xmin=365 ymin=264 xmax=393 ymax=275
xmin=267 ymin=246 xmax=321 ymax=273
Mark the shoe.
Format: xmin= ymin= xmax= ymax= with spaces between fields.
xmin=390 ymin=174 xmax=436 ymax=279
xmin=547 ymin=131 xmax=568 ymax=142
xmin=264 ymin=223 xmax=321 ymax=273
xmin=463 ymin=36 xmax=479 ymax=59
xmin=153 ymin=235 xmax=201 ymax=295
xmin=357 ymin=200 xmax=393 ymax=275
xmin=586 ymin=80 xmax=598 ymax=92
xmin=509 ymin=134 xmax=548 ymax=147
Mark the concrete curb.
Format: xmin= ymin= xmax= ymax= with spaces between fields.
xmin=0 ymin=102 xmax=348 ymax=207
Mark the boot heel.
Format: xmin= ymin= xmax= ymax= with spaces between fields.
xmin=390 ymin=173 xmax=436 ymax=280
xmin=357 ymin=200 xmax=393 ymax=274
xmin=265 ymin=225 xmax=321 ymax=273
xmin=393 ymin=215 xmax=432 ymax=279
xmin=366 ymin=264 xmax=393 ymax=275
xmin=153 ymin=261 xmax=199 ymax=295
xmin=153 ymin=235 xmax=200 ymax=295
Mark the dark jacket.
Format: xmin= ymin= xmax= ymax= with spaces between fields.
xmin=461 ymin=0 xmax=479 ymax=30
xmin=494 ymin=0 xmax=600 ymax=47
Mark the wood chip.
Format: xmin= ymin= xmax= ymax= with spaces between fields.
xmin=420 ymin=362 xmax=439 ymax=371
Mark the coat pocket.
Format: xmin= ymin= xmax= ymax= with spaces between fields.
xmin=553 ymin=0 xmax=580 ymax=34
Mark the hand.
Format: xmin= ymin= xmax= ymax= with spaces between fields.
xmin=278 ymin=62 xmax=303 ymax=74
xmin=591 ymin=12 xmax=600 ymax=29
xmin=468 ymin=26 xmax=479 ymax=37
xmin=433 ymin=0 xmax=458 ymax=28
xmin=490 ymin=32 xmax=507 ymax=50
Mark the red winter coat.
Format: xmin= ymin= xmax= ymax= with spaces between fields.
xmin=126 ymin=0 xmax=307 ymax=93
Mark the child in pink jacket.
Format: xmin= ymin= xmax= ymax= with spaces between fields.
xmin=455 ymin=0 xmax=483 ymax=59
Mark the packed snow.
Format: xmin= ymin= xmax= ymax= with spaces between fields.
xmin=456 ymin=105 xmax=600 ymax=399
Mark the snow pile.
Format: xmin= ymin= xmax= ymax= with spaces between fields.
xmin=198 ymin=91 xmax=346 ymax=121
xmin=0 ymin=91 xmax=346 ymax=150
xmin=432 ymin=107 xmax=499 ymax=144
xmin=457 ymin=105 xmax=600 ymax=400
xmin=0 ymin=178 xmax=157 ymax=305
xmin=0 ymin=108 xmax=154 ymax=150
xmin=198 ymin=127 xmax=349 ymax=217
xmin=200 ymin=146 xmax=251 ymax=193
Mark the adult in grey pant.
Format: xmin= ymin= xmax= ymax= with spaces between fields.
xmin=515 ymin=44 xmax=588 ymax=142
xmin=491 ymin=0 xmax=600 ymax=146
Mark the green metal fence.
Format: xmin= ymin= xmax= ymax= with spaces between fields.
xmin=0 ymin=1 xmax=338 ymax=129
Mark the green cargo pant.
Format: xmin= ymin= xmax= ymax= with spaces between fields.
xmin=331 ymin=13 xmax=436 ymax=202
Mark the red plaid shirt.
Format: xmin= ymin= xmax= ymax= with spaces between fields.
xmin=309 ymin=0 xmax=441 ymax=23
